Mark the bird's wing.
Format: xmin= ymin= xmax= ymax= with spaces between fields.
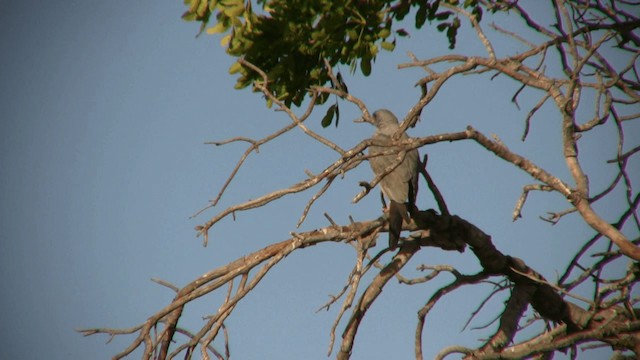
xmin=405 ymin=145 xmax=420 ymax=205
xmin=369 ymin=133 xmax=419 ymax=203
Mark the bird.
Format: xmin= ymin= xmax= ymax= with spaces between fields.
xmin=360 ymin=109 xmax=420 ymax=250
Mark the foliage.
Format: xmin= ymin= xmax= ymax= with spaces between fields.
xmin=182 ymin=0 xmax=485 ymax=107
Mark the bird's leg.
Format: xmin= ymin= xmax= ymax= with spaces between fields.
xmin=379 ymin=191 xmax=388 ymax=212
xmin=407 ymin=182 xmax=419 ymax=219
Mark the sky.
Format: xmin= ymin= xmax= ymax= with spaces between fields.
xmin=0 ymin=1 xmax=637 ymax=359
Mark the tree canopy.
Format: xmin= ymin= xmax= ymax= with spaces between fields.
xmin=182 ymin=0 xmax=487 ymax=106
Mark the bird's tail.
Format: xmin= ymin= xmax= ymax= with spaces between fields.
xmin=388 ymin=200 xmax=410 ymax=250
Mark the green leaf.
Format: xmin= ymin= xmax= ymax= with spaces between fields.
xmin=189 ymin=0 xmax=200 ymax=13
xmin=435 ymin=11 xmax=453 ymax=20
xmin=196 ymin=0 xmax=208 ymax=17
xmin=220 ymin=33 xmax=231 ymax=47
xmin=396 ymin=29 xmax=410 ymax=37
xmin=428 ymin=0 xmax=440 ymax=18
xmin=222 ymin=2 xmax=244 ymax=17
xmin=228 ymin=61 xmax=242 ymax=74
xmin=415 ymin=5 xmax=428 ymax=29
xmin=380 ymin=41 xmax=395 ymax=51
xmin=336 ymin=72 xmax=348 ymax=93
xmin=447 ymin=19 xmax=459 ymax=49
xmin=347 ymin=29 xmax=358 ymax=41
xmin=182 ymin=11 xmax=197 ymax=21
xmin=369 ymin=43 xmax=378 ymax=57
xmin=472 ymin=6 xmax=483 ymax=22
xmin=321 ymin=104 xmax=336 ymax=128
xmin=334 ymin=103 xmax=340 ymax=128
xmin=233 ymin=80 xmax=249 ymax=89
xmin=206 ymin=21 xmax=228 ymax=34
xmin=310 ymin=68 xmax=321 ymax=79
xmin=361 ymin=58 xmax=371 ymax=76
xmin=394 ymin=1 xmax=410 ymax=20
xmin=318 ymin=92 xmax=330 ymax=104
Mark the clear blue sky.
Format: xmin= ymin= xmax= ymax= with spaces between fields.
xmin=0 ymin=1 xmax=636 ymax=359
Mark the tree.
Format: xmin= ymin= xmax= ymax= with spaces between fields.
xmin=81 ymin=1 xmax=640 ymax=359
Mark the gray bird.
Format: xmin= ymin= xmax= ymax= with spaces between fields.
xmin=361 ymin=109 xmax=419 ymax=249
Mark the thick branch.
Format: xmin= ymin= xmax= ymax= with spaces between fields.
xmin=338 ymin=241 xmax=420 ymax=360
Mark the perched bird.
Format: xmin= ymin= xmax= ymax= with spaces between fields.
xmin=361 ymin=109 xmax=419 ymax=249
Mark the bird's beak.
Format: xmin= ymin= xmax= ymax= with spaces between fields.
xmin=354 ymin=114 xmax=373 ymax=124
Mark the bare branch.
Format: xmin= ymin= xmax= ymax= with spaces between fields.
xmin=512 ymin=184 xmax=554 ymax=221
xmin=96 ymin=2 xmax=640 ymax=359
xmin=338 ymin=241 xmax=420 ymax=360
xmin=521 ymin=93 xmax=551 ymax=141
xmin=443 ymin=2 xmax=496 ymax=59
xmin=239 ymin=58 xmax=346 ymax=155
xmin=151 ymin=278 xmax=180 ymax=293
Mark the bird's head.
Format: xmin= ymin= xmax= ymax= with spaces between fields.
xmin=355 ymin=109 xmax=400 ymax=135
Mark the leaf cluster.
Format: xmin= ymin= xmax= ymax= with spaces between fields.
xmin=182 ymin=0 xmax=489 ymax=107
